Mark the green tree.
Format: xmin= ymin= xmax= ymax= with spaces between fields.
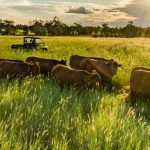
xmin=101 ymin=23 xmax=110 ymax=37
xmin=29 ymin=19 xmax=47 ymax=35
xmin=122 ymin=21 xmax=138 ymax=37
xmin=2 ymin=20 xmax=15 ymax=35
xmin=31 ymin=26 xmax=48 ymax=36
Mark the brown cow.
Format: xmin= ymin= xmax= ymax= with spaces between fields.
xmin=130 ymin=67 xmax=150 ymax=104
xmin=26 ymin=57 xmax=67 ymax=76
xmin=0 ymin=61 xmax=40 ymax=78
xmin=51 ymin=64 xmax=101 ymax=89
xmin=69 ymin=55 xmax=114 ymax=69
xmin=132 ymin=66 xmax=150 ymax=72
xmin=79 ymin=58 xmax=121 ymax=85
xmin=0 ymin=58 xmax=24 ymax=63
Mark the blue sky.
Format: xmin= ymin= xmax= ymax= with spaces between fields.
xmin=0 ymin=0 xmax=149 ymax=27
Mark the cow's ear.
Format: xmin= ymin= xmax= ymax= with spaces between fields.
xmin=90 ymin=72 xmax=101 ymax=81
xmin=118 ymin=64 xmax=122 ymax=67
xmin=63 ymin=60 xmax=67 ymax=65
xmin=27 ymin=61 xmax=33 ymax=65
xmin=91 ymin=70 xmax=100 ymax=79
xmin=92 ymin=70 xmax=97 ymax=74
xmin=61 ymin=60 xmax=67 ymax=63
xmin=36 ymin=62 xmax=40 ymax=67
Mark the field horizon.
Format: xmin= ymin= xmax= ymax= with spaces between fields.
xmin=0 ymin=36 xmax=149 ymax=150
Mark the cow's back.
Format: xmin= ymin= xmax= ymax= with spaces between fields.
xmin=0 ymin=61 xmax=28 ymax=77
xmin=26 ymin=57 xmax=66 ymax=75
xmin=51 ymin=64 xmax=101 ymax=88
xmin=132 ymin=66 xmax=150 ymax=72
xmin=69 ymin=55 xmax=84 ymax=69
xmin=0 ymin=58 xmax=24 ymax=63
xmin=51 ymin=64 xmax=79 ymax=84
xmin=80 ymin=58 xmax=116 ymax=80
xmin=0 ymin=60 xmax=40 ymax=77
xmin=51 ymin=64 xmax=72 ymax=78
xmin=79 ymin=58 xmax=95 ymax=73
xmin=69 ymin=55 xmax=114 ymax=69
xmin=130 ymin=69 xmax=150 ymax=96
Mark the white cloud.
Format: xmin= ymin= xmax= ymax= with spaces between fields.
xmin=0 ymin=0 xmax=149 ymax=27
xmin=0 ymin=0 xmax=32 ymax=6
xmin=112 ymin=0 xmax=134 ymax=8
xmin=0 ymin=7 xmax=37 ymax=24
xmin=117 ymin=0 xmax=150 ymax=27
xmin=87 ymin=12 xmax=136 ymax=23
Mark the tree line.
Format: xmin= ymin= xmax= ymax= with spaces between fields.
xmin=0 ymin=17 xmax=150 ymax=37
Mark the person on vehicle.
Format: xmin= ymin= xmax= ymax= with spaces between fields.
xmin=24 ymin=39 xmax=27 ymax=48
xmin=30 ymin=38 xmax=36 ymax=48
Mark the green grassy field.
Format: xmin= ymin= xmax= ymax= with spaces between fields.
xmin=0 ymin=36 xmax=149 ymax=150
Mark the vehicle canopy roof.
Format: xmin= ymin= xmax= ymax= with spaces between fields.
xmin=24 ymin=36 xmax=41 ymax=39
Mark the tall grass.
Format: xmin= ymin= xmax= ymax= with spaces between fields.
xmin=0 ymin=36 xmax=149 ymax=150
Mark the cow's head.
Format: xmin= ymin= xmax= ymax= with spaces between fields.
xmin=111 ymin=62 xmax=122 ymax=74
xmin=28 ymin=63 xmax=40 ymax=76
xmin=105 ymin=61 xmax=122 ymax=75
xmin=87 ymin=70 xmax=101 ymax=89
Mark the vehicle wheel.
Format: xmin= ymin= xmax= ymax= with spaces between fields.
xmin=12 ymin=48 xmax=18 ymax=51
xmin=42 ymin=48 xmax=48 ymax=51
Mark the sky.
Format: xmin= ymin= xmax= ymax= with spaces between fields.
xmin=0 ymin=0 xmax=149 ymax=27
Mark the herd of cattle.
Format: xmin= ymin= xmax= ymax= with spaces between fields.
xmin=0 ymin=55 xmax=150 ymax=104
